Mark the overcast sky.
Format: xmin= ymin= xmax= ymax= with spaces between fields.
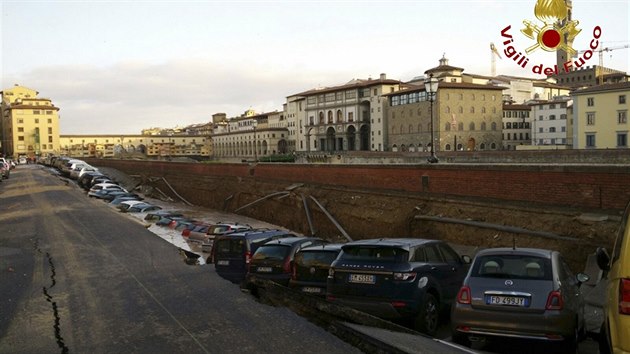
xmin=1 ymin=0 xmax=628 ymax=134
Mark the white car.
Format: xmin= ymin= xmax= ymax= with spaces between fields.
xmin=116 ymin=200 xmax=147 ymax=212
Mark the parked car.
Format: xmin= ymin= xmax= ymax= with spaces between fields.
xmin=451 ymin=247 xmax=589 ymax=352
xmin=110 ymin=196 xmax=142 ymax=206
xmin=78 ymin=172 xmax=105 ymax=189
xmin=0 ymin=158 xmax=10 ymax=179
xmin=101 ymin=191 xmax=142 ymax=202
xmin=213 ymin=229 xmax=297 ymax=284
xmin=126 ymin=203 xmax=162 ymax=213
xmin=155 ymin=216 xmax=191 ymax=227
xmin=596 ymin=200 xmax=630 ymax=354
xmin=200 ymin=223 xmax=253 ymax=255
xmin=245 ymin=237 xmax=328 ymax=291
xmin=88 ymin=184 xmax=126 ymax=197
xmin=116 ymin=200 xmax=147 ymax=212
xmin=144 ymin=210 xmax=184 ymax=223
xmin=326 ymin=238 xmax=470 ymax=335
xmin=77 ymin=165 xmax=99 ymax=179
xmin=289 ymin=243 xmax=343 ymax=296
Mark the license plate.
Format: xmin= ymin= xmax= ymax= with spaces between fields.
xmin=302 ymin=287 xmax=322 ymax=293
xmin=217 ymin=260 xmax=229 ymax=266
xmin=257 ymin=267 xmax=272 ymax=273
xmin=349 ymin=274 xmax=376 ymax=284
xmin=487 ymin=295 xmax=527 ymax=307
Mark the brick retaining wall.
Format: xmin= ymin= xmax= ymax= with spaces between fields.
xmin=87 ymin=159 xmax=630 ymax=211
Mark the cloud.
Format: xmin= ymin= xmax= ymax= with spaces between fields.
xmin=4 ymin=59 xmax=353 ymax=135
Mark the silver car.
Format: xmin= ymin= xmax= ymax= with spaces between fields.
xmin=451 ymin=247 xmax=589 ymax=352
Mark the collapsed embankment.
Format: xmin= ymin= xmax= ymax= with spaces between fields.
xmin=88 ymin=159 xmax=629 ymax=271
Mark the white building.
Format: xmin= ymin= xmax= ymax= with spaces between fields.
xmin=530 ymin=97 xmax=572 ymax=147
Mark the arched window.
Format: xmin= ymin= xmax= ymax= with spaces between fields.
xmin=319 ymin=112 xmax=324 ymax=124
xmin=445 ymin=123 xmax=451 ymax=131
xmin=469 ymin=122 xmax=475 ymax=131
xmin=409 ymin=125 xmax=414 ymax=133
xmin=480 ymin=143 xmax=486 ymax=150
xmin=458 ymin=122 xmax=464 ymax=131
xmin=336 ymin=110 xmax=343 ymax=123
xmin=445 ymin=106 xmax=451 ymax=113
xmin=427 ymin=123 xmax=432 ymax=131
xmin=459 ymin=106 xmax=463 ymax=113
xmin=491 ymin=143 xmax=497 ymax=149
xmin=491 ymin=122 xmax=498 ymax=130
xmin=417 ymin=124 xmax=422 ymax=132
xmin=481 ymin=107 xmax=486 ymax=113
xmin=392 ymin=144 xmax=398 ymax=152
xmin=481 ymin=122 xmax=487 ymax=130
xmin=445 ymin=144 xmax=451 ymax=151
xmin=327 ymin=111 xmax=333 ymax=123
xmin=409 ymin=144 xmax=416 ymax=152
xmin=470 ymin=106 xmax=475 ymax=113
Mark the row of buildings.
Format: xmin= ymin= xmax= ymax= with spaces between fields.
xmin=1 ymin=55 xmax=629 ymax=161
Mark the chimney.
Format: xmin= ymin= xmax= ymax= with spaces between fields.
xmin=380 ymin=73 xmax=386 ymax=80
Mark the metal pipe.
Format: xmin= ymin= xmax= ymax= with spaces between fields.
xmin=309 ymin=196 xmax=352 ymax=242
xmin=414 ymin=215 xmax=580 ymax=242
xmin=161 ymin=177 xmax=194 ymax=206
xmin=234 ymin=191 xmax=289 ymax=212
xmin=301 ymin=194 xmax=316 ymax=236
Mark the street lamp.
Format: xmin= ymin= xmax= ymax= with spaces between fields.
xmin=425 ymin=74 xmax=439 ymax=163
xmin=252 ymin=120 xmax=258 ymax=163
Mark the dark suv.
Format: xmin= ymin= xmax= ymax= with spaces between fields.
xmin=326 ymin=238 xmax=470 ymax=335
xmin=213 ymin=229 xmax=297 ymax=284
xmin=289 ymin=243 xmax=343 ymax=296
xmin=245 ymin=237 xmax=328 ymax=290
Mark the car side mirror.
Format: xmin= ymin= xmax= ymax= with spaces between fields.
xmin=461 ymin=255 xmax=472 ymax=264
xmin=576 ymin=273 xmax=590 ymax=286
xmin=595 ymin=247 xmax=610 ymax=271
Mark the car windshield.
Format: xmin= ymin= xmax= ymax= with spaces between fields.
xmin=252 ymin=245 xmax=291 ymax=261
xmin=215 ymin=238 xmax=245 ymax=255
xmin=340 ymin=246 xmax=408 ymax=262
xmin=471 ymin=254 xmax=552 ymax=280
xmin=295 ymin=250 xmax=340 ymax=267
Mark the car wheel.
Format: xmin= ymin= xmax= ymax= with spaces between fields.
xmin=415 ymin=293 xmax=439 ymax=336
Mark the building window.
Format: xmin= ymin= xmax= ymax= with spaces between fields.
xmin=560 ymin=114 xmax=567 ymax=120
xmin=620 ymin=95 xmax=626 ymax=104
xmin=470 ymin=106 xmax=475 ymax=113
xmin=17 ymin=127 xmax=24 ymax=132
xmin=549 ymin=127 xmax=556 ymax=133
xmin=491 ymin=122 xmax=497 ymax=130
xmin=549 ymin=115 xmax=556 ymax=120
xmin=587 ymin=112 xmax=595 ymax=125
xmin=18 ymin=136 xmax=24 ymax=141
xmin=586 ymin=134 xmax=596 ymax=148
xmin=17 ymin=118 xmax=23 ymax=124
xmin=618 ymin=133 xmax=628 ymax=147
xmin=35 ymin=119 xmax=39 ymax=124
xmin=587 ymin=97 xmax=594 ymax=106
xmin=48 ymin=127 xmax=52 ymax=134
xmin=48 ymin=136 xmax=53 ymax=143
xmin=619 ymin=111 xmax=627 ymax=124
xmin=46 ymin=110 xmax=53 ymax=115
xmin=481 ymin=122 xmax=486 ymax=130
xmin=481 ymin=107 xmax=486 ymax=113
xmin=33 ymin=110 xmax=41 ymax=115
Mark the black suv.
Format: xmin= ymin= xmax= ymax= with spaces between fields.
xmin=326 ymin=238 xmax=470 ymax=335
xmin=289 ymin=243 xmax=343 ymax=296
xmin=245 ymin=237 xmax=328 ymax=290
xmin=213 ymin=229 xmax=297 ymax=284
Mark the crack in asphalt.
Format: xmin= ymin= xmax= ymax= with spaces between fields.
xmin=32 ymin=238 xmax=69 ymax=353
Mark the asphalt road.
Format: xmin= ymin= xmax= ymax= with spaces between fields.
xmin=0 ymin=165 xmax=360 ymax=354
